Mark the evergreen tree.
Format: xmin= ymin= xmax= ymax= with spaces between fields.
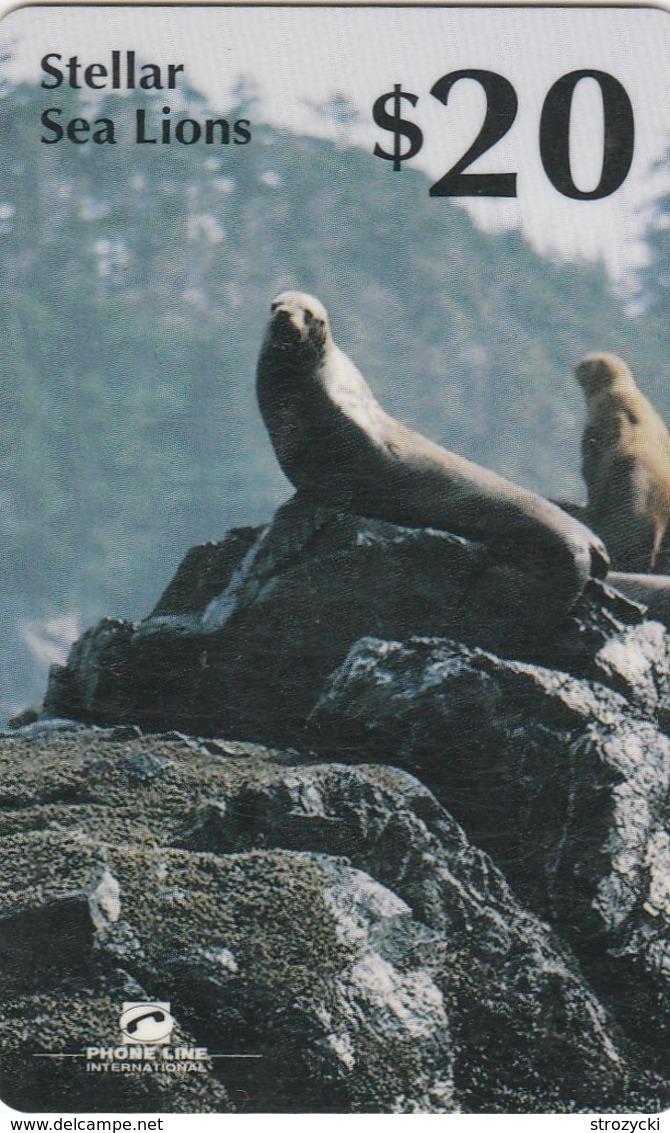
xmin=636 ymin=155 xmax=670 ymax=332
xmin=0 ymin=70 xmax=665 ymax=716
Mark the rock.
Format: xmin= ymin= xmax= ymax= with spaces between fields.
xmin=309 ymin=634 xmax=670 ymax=1076
xmin=7 ymin=705 xmax=39 ymax=729
xmin=0 ymin=823 xmax=453 ymax=1113
xmin=44 ymin=497 xmax=666 ymax=743
xmin=0 ymin=727 xmax=656 ymax=1113
xmin=150 ymin=527 xmax=262 ymax=618
xmin=609 ymin=571 xmax=670 ymax=631
xmin=0 ymin=972 xmax=233 ymax=1115
xmin=0 ymin=826 xmax=233 ymax=1113
xmin=181 ymin=760 xmax=638 ymax=1112
xmin=26 ymin=499 xmax=670 ymax=1111
xmin=43 ymin=617 xmax=136 ymax=728
xmin=0 ymin=730 xmax=457 ymax=1113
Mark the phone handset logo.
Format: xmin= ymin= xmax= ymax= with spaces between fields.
xmin=119 ymin=1002 xmax=174 ymax=1045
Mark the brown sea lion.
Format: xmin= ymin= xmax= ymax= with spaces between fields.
xmin=577 ymin=353 xmax=670 ymax=572
xmin=257 ymin=290 xmax=608 ymax=627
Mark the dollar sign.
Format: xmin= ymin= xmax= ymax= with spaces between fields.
xmin=373 ymin=84 xmax=423 ymax=171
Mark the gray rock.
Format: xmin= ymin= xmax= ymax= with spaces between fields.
xmin=43 ymin=498 xmax=665 ymax=742
xmin=0 ymin=969 xmax=234 ymax=1114
xmin=0 ymin=828 xmax=232 ymax=1113
xmin=0 ymin=822 xmax=454 ymax=1114
xmin=310 ymin=634 xmax=670 ymax=1074
xmin=182 ymin=760 xmax=637 ymax=1112
xmin=27 ymin=499 xmax=670 ymax=1112
xmin=0 ymin=727 xmax=655 ymax=1113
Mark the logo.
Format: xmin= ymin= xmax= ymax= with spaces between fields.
xmin=119 ymin=1002 xmax=174 ymax=1045
xmin=32 ymin=994 xmax=256 ymax=1076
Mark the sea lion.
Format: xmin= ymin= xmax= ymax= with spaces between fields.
xmin=257 ymin=290 xmax=608 ymax=626
xmin=576 ymin=353 xmax=670 ymax=572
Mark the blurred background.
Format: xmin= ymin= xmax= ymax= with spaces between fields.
xmin=2 ymin=55 xmax=670 ymax=720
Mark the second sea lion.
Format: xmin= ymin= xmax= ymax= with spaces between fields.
xmin=257 ymin=290 xmax=608 ymax=627
xmin=577 ymin=353 xmax=670 ymax=572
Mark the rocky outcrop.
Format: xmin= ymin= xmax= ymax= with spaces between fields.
xmin=13 ymin=496 xmax=670 ymax=1112
xmin=310 ymin=635 xmax=670 ymax=1073
xmin=0 ymin=726 xmax=654 ymax=1113
xmin=44 ymin=495 xmax=663 ymax=742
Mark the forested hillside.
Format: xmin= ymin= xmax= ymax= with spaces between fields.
xmin=1 ymin=77 xmax=667 ymax=717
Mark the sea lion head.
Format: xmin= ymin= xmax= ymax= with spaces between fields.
xmin=576 ymin=352 xmax=636 ymax=398
xmin=262 ymin=291 xmax=331 ymax=368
